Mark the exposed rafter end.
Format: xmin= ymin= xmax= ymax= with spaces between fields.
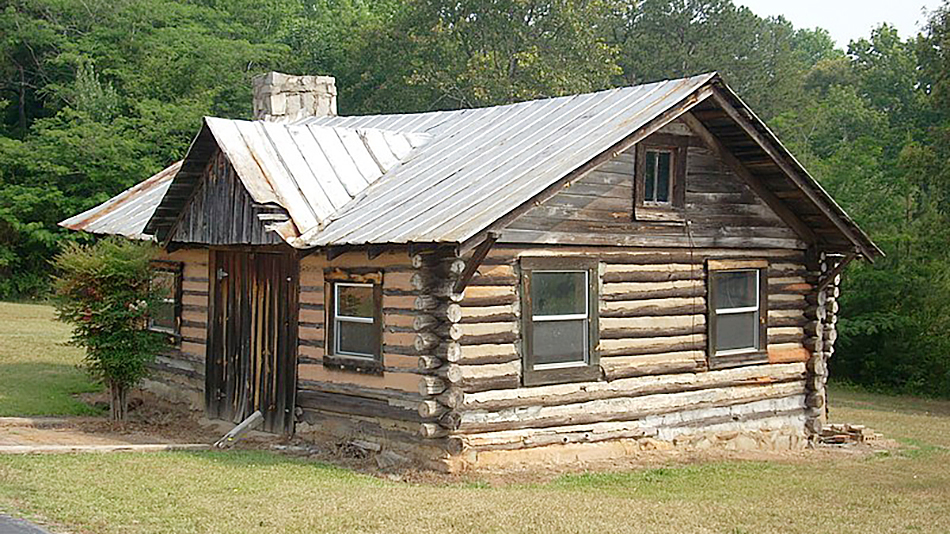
xmin=453 ymin=232 xmax=499 ymax=294
xmin=818 ymin=251 xmax=858 ymax=292
xmin=367 ymin=244 xmax=390 ymax=260
xmin=326 ymin=245 xmax=348 ymax=261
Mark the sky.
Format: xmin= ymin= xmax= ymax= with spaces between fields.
xmin=733 ymin=0 xmax=943 ymax=48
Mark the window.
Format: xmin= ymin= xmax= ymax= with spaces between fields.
xmin=521 ymin=258 xmax=599 ymax=386
xmin=327 ymin=281 xmax=382 ymax=370
xmin=643 ymin=149 xmax=673 ymax=204
xmin=634 ymin=136 xmax=687 ymax=221
xmin=149 ymin=261 xmax=182 ymax=339
xmin=707 ymin=260 xmax=768 ymax=369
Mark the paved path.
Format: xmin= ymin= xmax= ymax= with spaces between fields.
xmin=0 ymin=515 xmax=55 ymax=534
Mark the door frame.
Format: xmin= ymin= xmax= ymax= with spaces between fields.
xmin=205 ymin=246 xmax=299 ymax=434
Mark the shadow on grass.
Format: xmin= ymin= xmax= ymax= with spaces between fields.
xmin=0 ymin=362 xmax=101 ymax=417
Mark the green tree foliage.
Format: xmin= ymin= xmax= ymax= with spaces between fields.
xmin=52 ymin=237 xmax=166 ymax=421
xmin=2 ymin=0 xmax=950 ymax=394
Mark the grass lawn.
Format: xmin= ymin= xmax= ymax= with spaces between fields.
xmin=0 ymin=301 xmax=100 ymax=416
xmin=0 ymin=301 xmax=948 ymax=533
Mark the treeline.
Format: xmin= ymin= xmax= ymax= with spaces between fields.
xmin=1 ymin=0 xmax=949 ymax=395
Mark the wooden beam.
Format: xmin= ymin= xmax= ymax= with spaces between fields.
xmin=818 ymin=252 xmax=857 ymax=292
xmin=460 ymin=84 xmax=716 ymax=252
xmin=454 ymin=233 xmax=499 ymax=294
xmin=326 ymin=246 xmax=347 ymax=261
xmin=679 ymin=112 xmax=818 ymax=245
xmin=367 ymin=244 xmax=390 ymax=260
xmin=709 ymin=89 xmax=879 ymax=260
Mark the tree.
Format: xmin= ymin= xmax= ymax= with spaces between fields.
xmin=52 ymin=237 xmax=167 ymax=421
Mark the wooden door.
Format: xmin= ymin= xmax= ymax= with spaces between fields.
xmin=206 ymin=250 xmax=298 ymax=434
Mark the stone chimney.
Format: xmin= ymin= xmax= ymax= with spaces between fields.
xmin=252 ymin=71 xmax=337 ymax=121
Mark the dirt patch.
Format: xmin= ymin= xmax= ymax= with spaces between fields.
xmin=0 ymin=391 xmax=221 ymax=448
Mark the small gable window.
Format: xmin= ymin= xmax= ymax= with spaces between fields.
xmin=643 ymin=149 xmax=673 ymax=204
xmin=635 ymin=136 xmax=687 ymax=221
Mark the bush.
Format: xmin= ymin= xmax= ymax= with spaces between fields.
xmin=52 ymin=237 xmax=167 ymax=421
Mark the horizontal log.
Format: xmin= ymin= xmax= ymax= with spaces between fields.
xmin=601 ymin=297 xmax=705 ymax=318
xmin=455 ymin=343 xmax=520 ymax=365
xmin=462 ymin=420 xmax=654 ymax=451
xmin=599 ymin=334 xmax=706 ymax=358
xmin=295 ymin=390 xmax=428 ymax=423
xmin=602 ymin=280 xmax=705 ymax=302
xmin=463 ymin=362 xmax=805 ymax=412
xmin=460 ymin=304 xmax=519 ymax=324
xmin=457 ymin=380 xmax=807 ymax=433
xmin=600 ymin=351 xmax=707 ymax=380
xmin=461 ymin=285 xmax=517 ymax=307
xmin=602 ymin=263 xmax=701 ymax=283
xmin=458 ymin=361 xmax=522 ymax=393
xmin=470 ymin=264 xmax=517 ymax=286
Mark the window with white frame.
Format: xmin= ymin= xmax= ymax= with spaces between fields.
xmin=330 ymin=282 xmax=381 ymax=361
xmin=521 ymin=258 xmax=599 ymax=386
xmin=707 ymin=264 xmax=768 ymax=369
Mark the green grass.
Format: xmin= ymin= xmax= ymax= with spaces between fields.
xmin=1 ymin=302 xmax=949 ymax=533
xmin=0 ymin=301 xmax=101 ymax=416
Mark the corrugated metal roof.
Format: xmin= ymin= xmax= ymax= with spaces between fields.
xmin=59 ymin=161 xmax=181 ymax=240
xmin=292 ymin=73 xmax=715 ymax=247
xmin=61 ymin=71 xmax=880 ymax=258
xmin=202 ymin=118 xmax=430 ymax=239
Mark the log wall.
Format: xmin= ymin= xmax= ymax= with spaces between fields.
xmin=142 ymin=247 xmax=209 ymax=408
xmin=293 ymin=250 xmax=460 ymax=468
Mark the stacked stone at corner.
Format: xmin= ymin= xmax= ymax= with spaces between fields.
xmin=252 ymin=71 xmax=337 ymax=122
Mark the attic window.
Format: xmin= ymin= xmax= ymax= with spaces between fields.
xmin=643 ymin=149 xmax=672 ymax=204
xmin=635 ymin=136 xmax=687 ymax=221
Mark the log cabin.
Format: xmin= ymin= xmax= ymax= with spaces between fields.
xmin=60 ymin=71 xmax=881 ymax=470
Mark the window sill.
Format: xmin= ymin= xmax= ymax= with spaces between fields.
xmin=323 ymin=355 xmax=383 ymax=376
xmin=707 ymin=350 xmax=769 ymax=370
xmin=523 ymin=364 xmax=601 ymax=387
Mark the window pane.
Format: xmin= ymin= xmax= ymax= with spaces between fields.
xmin=337 ymin=285 xmax=374 ymax=318
xmin=150 ymin=271 xmax=177 ymax=332
xmin=655 ymin=151 xmax=671 ymax=202
xmin=715 ymin=311 xmax=758 ymax=352
xmin=644 ymin=151 xmax=657 ymax=201
xmin=533 ymin=319 xmax=587 ymax=366
xmin=532 ymin=271 xmax=587 ymax=316
xmin=714 ymin=271 xmax=758 ymax=309
xmin=151 ymin=301 xmax=176 ymax=332
xmin=337 ymin=320 xmax=377 ymax=357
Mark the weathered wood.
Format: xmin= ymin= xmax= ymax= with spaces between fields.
xmin=419 ymin=422 xmax=449 ymax=438
xmin=464 ymin=362 xmax=805 ymax=412
xmin=419 ymin=375 xmax=448 ymax=397
xmin=435 ymin=342 xmax=462 ymax=363
xmin=458 ymin=361 xmax=522 ymax=393
xmin=600 ymin=351 xmax=706 ymax=380
xmin=457 ymin=380 xmax=806 ymax=433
